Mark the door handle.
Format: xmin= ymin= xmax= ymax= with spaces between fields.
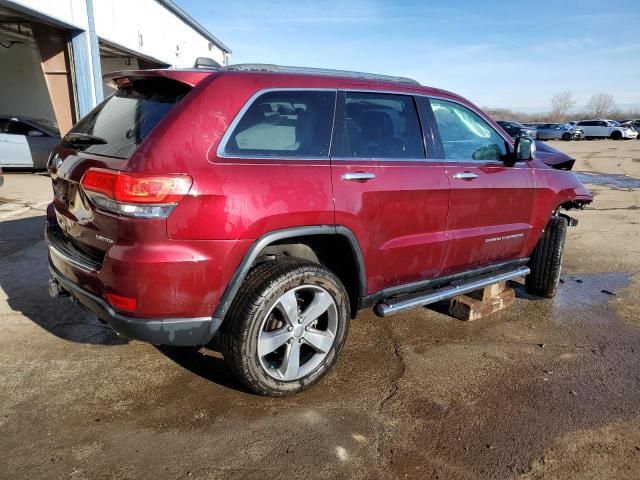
xmin=453 ymin=172 xmax=479 ymax=180
xmin=341 ymin=172 xmax=376 ymax=182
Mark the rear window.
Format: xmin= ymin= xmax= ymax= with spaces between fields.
xmin=67 ymin=78 xmax=191 ymax=159
xmin=223 ymin=90 xmax=336 ymax=158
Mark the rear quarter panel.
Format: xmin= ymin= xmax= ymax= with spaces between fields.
xmin=126 ymin=73 xmax=338 ymax=241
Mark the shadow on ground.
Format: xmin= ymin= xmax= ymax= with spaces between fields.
xmin=0 ymin=214 xmax=126 ymax=345
xmin=156 ymin=345 xmax=250 ymax=393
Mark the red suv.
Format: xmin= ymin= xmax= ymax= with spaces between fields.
xmin=46 ymin=65 xmax=592 ymax=395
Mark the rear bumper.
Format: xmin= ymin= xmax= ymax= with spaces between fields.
xmin=49 ymin=260 xmax=222 ymax=345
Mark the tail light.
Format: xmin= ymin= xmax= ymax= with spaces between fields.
xmin=105 ymin=292 xmax=137 ymax=312
xmin=80 ymin=168 xmax=192 ymax=218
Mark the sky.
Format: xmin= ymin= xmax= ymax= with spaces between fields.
xmin=180 ymin=0 xmax=640 ymax=113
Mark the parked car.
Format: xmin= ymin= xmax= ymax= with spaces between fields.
xmin=574 ymin=119 xmax=638 ymax=139
xmin=619 ymin=119 xmax=640 ymax=138
xmin=0 ymin=116 xmax=60 ymax=169
xmin=535 ymin=123 xmax=584 ymax=141
xmin=45 ymin=65 xmax=592 ymax=395
xmin=496 ymin=120 xmax=538 ymax=139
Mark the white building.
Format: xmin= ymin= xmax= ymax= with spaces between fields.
xmin=0 ymin=0 xmax=230 ymax=133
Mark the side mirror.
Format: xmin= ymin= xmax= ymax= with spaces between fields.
xmin=27 ymin=129 xmax=44 ymax=137
xmin=514 ymin=136 xmax=535 ymax=161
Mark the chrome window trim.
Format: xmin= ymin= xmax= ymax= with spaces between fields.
xmin=338 ymin=87 xmax=513 ymax=161
xmin=214 ymin=86 xmax=513 ymax=164
xmin=427 ymin=96 xmax=514 ymax=163
xmin=215 ymin=87 xmax=338 ymax=161
xmin=340 ymin=90 xmax=428 ymax=161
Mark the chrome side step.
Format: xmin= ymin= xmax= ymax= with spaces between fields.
xmin=374 ymin=266 xmax=530 ymax=317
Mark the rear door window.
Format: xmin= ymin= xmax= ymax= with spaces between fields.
xmin=430 ymin=99 xmax=507 ymax=161
xmin=223 ymin=90 xmax=336 ymax=158
xmin=67 ymin=78 xmax=191 ymax=159
xmin=339 ymin=92 xmax=424 ymax=159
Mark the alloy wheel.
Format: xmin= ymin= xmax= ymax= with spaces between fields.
xmin=257 ymin=285 xmax=338 ymax=381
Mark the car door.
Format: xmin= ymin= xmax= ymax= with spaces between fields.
xmin=23 ymin=127 xmax=59 ymax=169
xmin=428 ymin=97 xmax=535 ymax=274
xmin=595 ymin=121 xmax=610 ymax=137
xmin=577 ymin=121 xmax=594 ymax=137
xmin=0 ymin=119 xmax=33 ymax=167
xmin=330 ymin=88 xmax=450 ymax=294
xmin=537 ymin=124 xmax=551 ymax=140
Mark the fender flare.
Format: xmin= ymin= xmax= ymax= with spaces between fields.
xmin=212 ymin=225 xmax=366 ymax=322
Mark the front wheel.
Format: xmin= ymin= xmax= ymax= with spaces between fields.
xmin=610 ymin=130 xmax=623 ymax=140
xmin=562 ymin=132 xmax=572 ymax=141
xmin=222 ymin=258 xmax=350 ymax=396
xmin=526 ymin=216 xmax=568 ymax=298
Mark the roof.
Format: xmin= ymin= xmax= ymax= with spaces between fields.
xmin=103 ymin=64 xmax=464 ymax=101
xmin=221 ymin=64 xmax=420 ymax=85
xmin=156 ymin=0 xmax=231 ymax=54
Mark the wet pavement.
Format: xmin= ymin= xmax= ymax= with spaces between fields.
xmin=1 ymin=141 xmax=640 ymax=479
xmin=575 ymin=171 xmax=640 ymax=189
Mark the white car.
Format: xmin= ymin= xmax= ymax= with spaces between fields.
xmin=0 ymin=116 xmax=60 ymax=169
xmin=574 ymin=119 xmax=638 ymax=140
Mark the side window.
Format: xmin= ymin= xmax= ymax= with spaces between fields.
xmin=430 ymin=99 xmax=507 ymax=161
xmin=5 ymin=120 xmax=32 ymax=136
xmin=342 ymin=92 xmax=424 ymax=159
xmin=224 ymin=90 xmax=336 ymax=158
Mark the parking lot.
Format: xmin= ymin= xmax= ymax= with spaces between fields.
xmin=1 ymin=140 xmax=640 ymax=479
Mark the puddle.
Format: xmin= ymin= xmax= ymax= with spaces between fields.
xmin=511 ymin=272 xmax=632 ymax=330
xmin=575 ymin=171 xmax=640 ymax=189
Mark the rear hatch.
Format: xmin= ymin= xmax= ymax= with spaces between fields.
xmin=49 ymin=72 xmax=202 ymax=258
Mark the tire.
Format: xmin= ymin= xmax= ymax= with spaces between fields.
xmin=525 ymin=216 xmax=568 ymax=298
xmin=222 ymin=258 xmax=350 ymax=396
xmin=610 ymin=130 xmax=623 ymax=140
xmin=562 ymin=132 xmax=572 ymax=141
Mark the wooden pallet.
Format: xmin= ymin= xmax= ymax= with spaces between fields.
xmin=448 ymin=281 xmax=515 ymax=321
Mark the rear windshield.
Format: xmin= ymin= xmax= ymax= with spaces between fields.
xmin=67 ymin=78 xmax=191 ymax=159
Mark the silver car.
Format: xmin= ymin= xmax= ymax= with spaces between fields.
xmin=535 ymin=123 xmax=584 ymax=141
xmin=0 ymin=116 xmax=60 ymax=169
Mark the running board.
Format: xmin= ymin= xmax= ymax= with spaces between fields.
xmin=374 ymin=266 xmax=530 ymax=317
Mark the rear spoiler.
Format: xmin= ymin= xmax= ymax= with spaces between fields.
xmin=103 ymin=69 xmax=214 ymax=89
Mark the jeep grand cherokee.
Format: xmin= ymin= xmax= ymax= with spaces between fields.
xmin=46 ymin=64 xmax=592 ymax=395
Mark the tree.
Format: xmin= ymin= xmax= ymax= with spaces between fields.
xmin=550 ymin=91 xmax=575 ymax=121
xmin=585 ymin=93 xmax=616 ymax=118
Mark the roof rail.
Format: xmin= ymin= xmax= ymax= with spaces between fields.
xmin=221 ymin=64 xmax=420 ymax=85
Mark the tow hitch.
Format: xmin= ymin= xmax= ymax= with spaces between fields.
xmin=48 ymin=278 xmax=69 ymax=298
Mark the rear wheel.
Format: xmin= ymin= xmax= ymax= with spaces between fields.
xmin=611 ymin=130 xmax=623 ymax=140
xmin=222 ymin=258 xmax=349 ymax=396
